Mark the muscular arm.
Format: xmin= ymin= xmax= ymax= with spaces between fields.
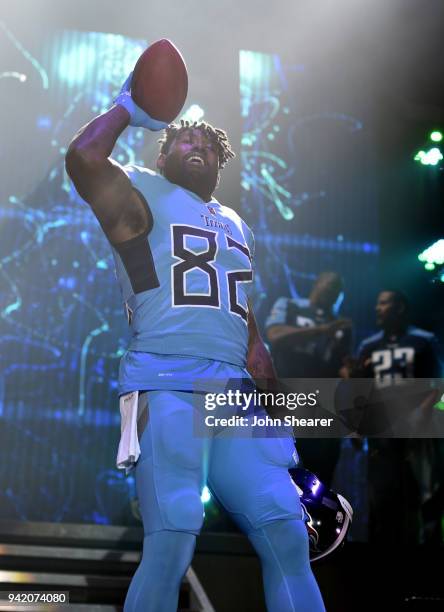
xmin=65 ymin=105 xmax=150 ymax=244
xmin=267 ymin=323 xmax=328 ymax=347
xmin=267 ymin=318 xmax=351 ymax=350
xmin=247 ymin=303 xmax=277 ymax=384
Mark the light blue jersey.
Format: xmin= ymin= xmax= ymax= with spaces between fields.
xmin=117 ymin=351 xmax=250 ymax=396
xmin=111 ymin=166 xmax=255 ymax=372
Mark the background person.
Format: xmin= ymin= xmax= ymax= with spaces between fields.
xmin=265 ymin=272 xmax=352 ymax=486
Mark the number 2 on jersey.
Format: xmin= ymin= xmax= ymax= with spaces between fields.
xmin=171 ymin=225 xmax=252 ymax=322
xmin=372 ymin=347 xmax=415 ymax=387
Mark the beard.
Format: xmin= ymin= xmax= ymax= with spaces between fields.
xmin=162 ymin=154 xmax=219 ymax=199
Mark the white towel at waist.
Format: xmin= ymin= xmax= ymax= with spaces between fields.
xmin=116 ymin=391 xmax=148 ymax=475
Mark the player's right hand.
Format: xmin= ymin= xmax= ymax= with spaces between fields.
xmin=333 ymin=318 xmax=352 ymax=330
xmin=324 ymin=318 xmax=352 ymax=337
xmin=113 ymin=72 xmax=168 ymax=131
xmin=339 ymin=355 xmax=369 ymax=379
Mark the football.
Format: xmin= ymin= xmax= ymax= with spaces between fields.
xmin=131 ymin=39 xmax=188 ymax=123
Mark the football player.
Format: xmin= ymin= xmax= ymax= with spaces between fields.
xmin=358 ymin=290 xmax=441 ymax=382
xmin=266 ymin=272 xmax=352 ymax=486
xmin=354 ymin=290 xmax=441 ymax=544
xmin=65 ymin=74 xmax=325 ymax=611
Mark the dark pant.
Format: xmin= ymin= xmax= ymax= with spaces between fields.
xmin=368 ymin=439 xmax=423 ymax=545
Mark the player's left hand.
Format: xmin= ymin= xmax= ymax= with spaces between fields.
xmin=339 ymin=356 xmax=361 ymax=378
xmin=113 ymin=72 xmax=168 ymax=131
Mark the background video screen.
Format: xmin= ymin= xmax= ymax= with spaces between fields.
xmin=0 ymin=27 xmax=378 ymax=531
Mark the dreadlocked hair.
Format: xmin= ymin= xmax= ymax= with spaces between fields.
xmin=158 ymin=120 xmax=236 ymax=169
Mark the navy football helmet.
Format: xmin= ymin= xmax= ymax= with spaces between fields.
xmin=290 ymin=467 xmax=353 ymax=562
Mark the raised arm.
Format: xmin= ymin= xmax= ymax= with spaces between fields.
xmin=65 ymin=76 xmax=166 ymax=245
xmin=65 ymin=106 xmax=150 ymax=244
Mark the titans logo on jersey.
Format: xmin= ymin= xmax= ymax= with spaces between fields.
xmin=110 ymin=166 xmax=255 ymax=367
xmin=358 ymin=326 xmax=441 ymax=388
